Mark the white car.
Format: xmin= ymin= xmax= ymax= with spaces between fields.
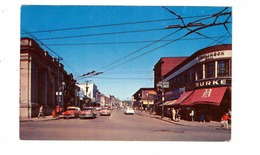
xmin=124 ymin=107 xmax=134 ymax=115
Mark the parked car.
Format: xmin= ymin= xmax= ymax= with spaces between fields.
xmin=124 ymin=107 xmax=134 ymax=115
xmin=79 ymin=107 xmax=97 ymax=119
xmin=99 ymin=107 xmax=111 ymax=116
xmin=61 ymin=106 xmax=81 ymax=119
xmin=94 ymin=107 xmax=101 ymax=111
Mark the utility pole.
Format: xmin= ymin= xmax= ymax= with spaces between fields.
xmin=57 ymin=56 xmax=63 ymax=107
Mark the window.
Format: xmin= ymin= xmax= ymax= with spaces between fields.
xmin=190 ymin=68 xmax=195 ymax=83
xmin=218 ymin=60 xmax=229 ymax=77
xmin=205 ymin=62 xmax=215 ymax=78
xmin=196 ymin=65 xmax=203 ymax=80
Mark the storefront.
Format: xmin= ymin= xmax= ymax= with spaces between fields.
xmin=160 ymin=44 xmax=232 ymax=121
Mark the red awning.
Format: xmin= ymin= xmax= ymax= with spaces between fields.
xmin=175 ymin=90 xmax=194 ymax=106
xmin=189 ymin=87 xmax=228 ymax=106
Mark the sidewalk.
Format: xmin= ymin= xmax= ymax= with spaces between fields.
xmin=20 ymin=115 xmax=61 ymax=122
xmin=135 ymin=110 xmax=228 ymax=129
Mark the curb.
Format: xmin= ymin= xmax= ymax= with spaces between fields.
xmin=136 ymin=112 xmax=222 ymax=128
xmin=20 ymin=116 xmax=62 ymax=122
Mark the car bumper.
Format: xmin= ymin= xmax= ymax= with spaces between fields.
xmin=60 ymin=114 xmax=76 ymax=118
xmin=79 ymin=114 xmax=95 ymax=118
xmin=100 ymin=113 xmax=111 ymax=116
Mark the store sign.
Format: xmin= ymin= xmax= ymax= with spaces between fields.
xmin=195 ymin=79 xmax=227 ymax=87
xmin=157 ymin=81 xmax=170 ymax=88
xmin=165 ymin=87 xmax=185 ymax=101
xmin=198 ymin=50 xmax=231 ymax=62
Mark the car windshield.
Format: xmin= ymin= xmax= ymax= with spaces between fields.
xmin=67 ymin=108 xmax=77 ymax=110
xmin=101 ymin=107 xmax=108 ymax=110
xmin=83 ymin=107 xmax=93 ymax=110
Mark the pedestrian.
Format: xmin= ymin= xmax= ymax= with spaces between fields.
xmin=190 ymin=109 xmax=194 ymax=122
xmin=175 ymin=109 xmax=181 ymax=122
xmin=38 ymin=104 xmax=45 ymax=118
xmin=228 ymin=109 xmax=231 ymax=118
xmin=171 ymin=108 xmax=176 ymax=121
xmin=199 ymin=113 xmax=205 ymax=122
xmin=220 ymin=112 xmax=230 ymax=130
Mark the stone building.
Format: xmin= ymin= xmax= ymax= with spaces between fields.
xmin=20 ymin=38 xmax=77 ymax=118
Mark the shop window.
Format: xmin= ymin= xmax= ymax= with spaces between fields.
xmin=196 ymin=65 xmax=203 ymax=80
xmin=218 ymin=60 xmax=230 ymax=77
xmin=205 ymin=62 xmax=215 ymax=78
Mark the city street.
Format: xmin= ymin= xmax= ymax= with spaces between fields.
xmin=20 ymin=109 xmax=231 ymax=141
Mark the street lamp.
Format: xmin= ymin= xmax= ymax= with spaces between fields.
xmin=138 ymin=93 xmax=143 ymax=112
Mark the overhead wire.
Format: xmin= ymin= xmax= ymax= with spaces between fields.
xmin=45 ymin=35 xmax=230 ymax=46
xmin=21 ymin=8 xmax=231 ymax=82
xmin=97 ymin=28 xmax=183 ymax=71
xmin=39 ymin=27 xmax=167 ymax=40
xmin=103 ymin=21 xmax=231 ymax=73
xmin=76 ymin=9 xmax=232 ymax=81
xmin=23 ymin=15 xmax=211 ymax=34
xmin=162 ymin=6 xmax=230 ymax=45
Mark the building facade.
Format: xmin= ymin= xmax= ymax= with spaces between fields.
xmin=20 ymin=38 xmax=77 ymax=118
xmin=153 ymin=57 xmax=187 ymax=114
xmin=160 ymin=44 xmax=232 ymax=121
xmin=132 ymin=88 xmax=156 ymax=111
xmin=76 ymin=81 xmax=101 ymax=108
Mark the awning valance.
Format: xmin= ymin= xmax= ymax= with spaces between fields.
xmin=186 ymin=87 xmax=228 ymax=106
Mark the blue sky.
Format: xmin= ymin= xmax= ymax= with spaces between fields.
xmin=20 ymin=6 xmax=232 ymax=100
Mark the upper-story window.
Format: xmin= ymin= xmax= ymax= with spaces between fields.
xmin=218 ymin=60 xmax=230 ymax=77
xmin=196 ymin=64 xmax=203 ymax=80
xmin=190 ymin=68 xmax=195 ymax=83
xmin=205 ymin=62 xmax=215 ymax=78
xmin=186 ymin=69 xmax=195 ymax=83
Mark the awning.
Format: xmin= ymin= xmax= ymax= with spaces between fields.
xmin=189 ymin=87 xmax=228 ymax=106
xmin=159 ymin=100 xmax=177 ymax=106
xmin=175 ymin=90 xmax=194 ymax=106
xmin=165 ymin=100 xmax=177 ymax=106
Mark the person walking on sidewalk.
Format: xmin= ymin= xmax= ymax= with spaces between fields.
xmin=190 ymin=109 xmax=194 ymax=122
xmin=38 ymin=104 xmax=45 ymax=118
xmin=220 ymin=112 xmax=230 ymax=130
xmin=171 ymin=108 xmax=176 ymax=121
xmin=175 ymin=109 xmax=181 ymax=122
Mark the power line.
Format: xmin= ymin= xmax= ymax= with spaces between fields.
xmin=103 ymin=21 xmax=231 ymax=73
xmin=23 ymin=15 xmax=211 ymax=34
xmin=39 ymin=27 xmax=167 ymax=41
xmin=97 ymin=28 xmax=182 ymax=71
xmin=162 ymin=6 xmax=230 ymax=45
xmin=99 ymin=8 xmax=231 ymax=73
xmin=89 ymin=77 xmax=153 ymax=80
xmin=45 ymin=35 xmax=230 ymax=46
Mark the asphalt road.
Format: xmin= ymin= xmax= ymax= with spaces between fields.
xmin=20 ymin=109 xmax=231 ymax=141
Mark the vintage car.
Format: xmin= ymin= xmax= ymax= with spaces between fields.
xmin=124 ymin=107 xmax=135 ymax=115
xmin=99 ymin=107 xmax=111 ymax=116
xmin=60 ymin=106 xmax=81 ymax=119
xmin=79 ymin=107 xmax=97 ymax=119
